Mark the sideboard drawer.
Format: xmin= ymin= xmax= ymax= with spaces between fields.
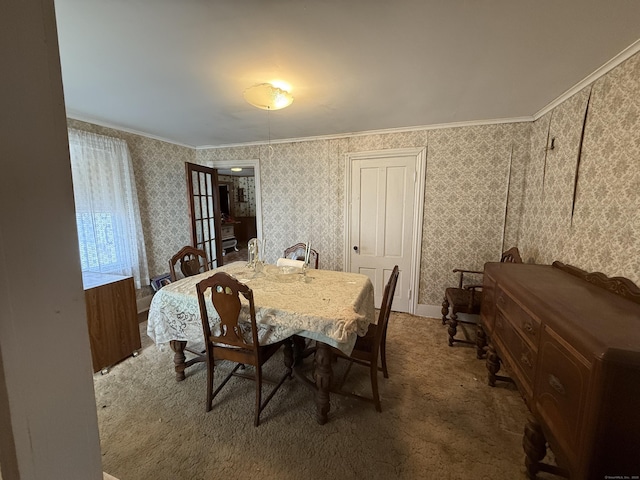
xmin=535 ymin=327 xmax=591 ymax=468
xmin=494 ymin=312 xmax=536 ymax=398
xmin=496 ymin=286 xmax=540 ymax=348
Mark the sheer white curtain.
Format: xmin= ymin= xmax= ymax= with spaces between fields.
xmin=68 ymin=129 xmax=149 ymax=288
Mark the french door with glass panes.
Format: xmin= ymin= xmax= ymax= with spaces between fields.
xmin=186 ymin=162 xmax=223 ymax=268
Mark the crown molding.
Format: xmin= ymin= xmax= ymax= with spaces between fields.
xmin=68 ymin=39 xmax=640 ymax=149
xmin=66 ymin=112 xmax=195 ymax=149
xmin=533 ymin=38 xmax=640 ymax=121
xmin=196 ymin=116 xmax=533 ymax=150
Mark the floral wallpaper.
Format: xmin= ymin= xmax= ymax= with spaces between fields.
xmin=235 ymin=176 xmax=256 ymax=217
xmin=419 ymin=123 xmax=528 ymax=305
xmin=218 ymin=174 xmax=256 ymax=217
xmin=198 ymin=140 xmax=347 ymax=269
xmin=517 ymin=52 xmax=640 ymax=285
xmin=70 ymin=50 xmax=640 ymax=309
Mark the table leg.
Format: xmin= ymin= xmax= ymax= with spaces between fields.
xmin=292 ymin=335 xmax=306 ymax=366
xmin=169 ymin=340 xmax=187 ymax=381
xmin=313 ymin=341 xmax=333 ymax=425
xmin=283 ymin=338 xmax=294 ymax=378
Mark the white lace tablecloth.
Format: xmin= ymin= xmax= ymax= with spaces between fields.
xmin=146 ymin=262 xmax=375 ymax=354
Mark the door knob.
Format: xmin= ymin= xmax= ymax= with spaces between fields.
xmin=353 ymin=246 xmax=358 ymax=251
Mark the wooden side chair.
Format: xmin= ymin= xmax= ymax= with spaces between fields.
xmin=169 ymin=245 xmax=209 ymax=281
xmin=333 ymin=265 xmax=399 ymax=412
xmin=284 ymin=243 xmax=319 ymax=269
xmin=442 ymin=247 xmax=522 ymax=357
xmin=196 ymin=272 xmax=293 ymax=426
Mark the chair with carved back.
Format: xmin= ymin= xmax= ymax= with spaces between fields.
xmin=166 ymin=246 xmax=211 ymax=372
xmin=332 ymin=265 xmax=399 ymax=412
xmin=442 ymin=247 xmax=522 ymax=358
xmin=195 ymin=272 xmax=293 ymax=426
xmin=169 ymin=245 xmax=210 ymax=282
xmin=284 ymin=243 xmax=319 ymax=269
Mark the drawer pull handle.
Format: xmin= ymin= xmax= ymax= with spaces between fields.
xmin=548 ymin=374 xmax=565 ymax=395
xmin=520 ymin=353 xmax=532 ymax=368
xmin=523 ymin=322 xmax=534 ymax=333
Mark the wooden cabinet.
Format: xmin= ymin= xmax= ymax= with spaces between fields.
xmin=234 ymin=216 xmax=257 ymax=243
xmin=83 ymin=273 xmax=141 ymax=373
xmin=481 ymin=262 xmax=640 ymax=479
xmin=220 ymin=223 xmax=238 ymax=255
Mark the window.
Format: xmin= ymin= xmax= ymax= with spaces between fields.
xmin=68 ymin=129 xmax=149 ymax=288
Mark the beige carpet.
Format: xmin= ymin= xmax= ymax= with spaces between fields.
xmin=95 ymin=313 xmax=553 ymax=480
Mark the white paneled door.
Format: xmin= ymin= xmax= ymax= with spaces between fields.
xmin=346 ymin=148 xmax=426 ymax=313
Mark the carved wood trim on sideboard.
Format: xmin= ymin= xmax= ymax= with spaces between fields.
xmin=552 ymin=261 xmax=640 ymax=305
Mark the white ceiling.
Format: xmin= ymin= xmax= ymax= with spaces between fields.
xmin=54 ymin=1 xmax=640 ymax=148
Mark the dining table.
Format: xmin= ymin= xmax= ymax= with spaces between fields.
xmin=146 ymin=261 xmax=376 ymax=424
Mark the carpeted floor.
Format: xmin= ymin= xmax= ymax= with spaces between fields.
xmin=95 ymin=313 xmax=554 ymax=480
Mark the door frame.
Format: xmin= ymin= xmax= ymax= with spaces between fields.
xmin=208 ymin=158 xmax=263 ymax=242
xmin=343 ymin=147 xmax=426 ymax=315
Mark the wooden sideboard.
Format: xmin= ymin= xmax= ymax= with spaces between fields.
xmin=83 ymin=272 xmax=141 ymax=373
xmin=481 ymin=261 xmax=640 ymax=479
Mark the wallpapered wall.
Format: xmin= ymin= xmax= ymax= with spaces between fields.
xmin=196 ymin=128 xmax=526 ymax=306
xmin=69 ymin=50 xmax=640 ymax=309
xmin=419 ymin=123 xmax=530 ymax=305
xmin=197 ymin=140 xmax=347 ymax=269
xmin=517 ymin=52 xmax=640 ymax=284
xmin=218 ymin=174 xmax=256 ymax=217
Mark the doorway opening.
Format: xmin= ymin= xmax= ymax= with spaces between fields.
xmin=213 ymin=160 xmax=261 ymax=263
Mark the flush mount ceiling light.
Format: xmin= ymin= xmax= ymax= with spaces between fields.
xmin=243 ymin=83 xmax=294 ymax=110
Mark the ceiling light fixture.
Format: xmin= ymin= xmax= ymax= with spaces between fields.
xmin=243 ymin=83 xmax=294 ymax=110
xmin=230 ymin=167 xmax=242 ymax=172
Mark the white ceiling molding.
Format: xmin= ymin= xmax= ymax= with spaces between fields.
xmin=55 ymin=1 xmax=640 ymax=147
xmin=533 ymin=38 xmax=640 ymax=121
xmin=196 ymin=116 xmax=534 ymax=150
xmin=66 ymin=112 xmax=196 ymax=149
xmin=66 ymin=32 xmax=639 ymax=149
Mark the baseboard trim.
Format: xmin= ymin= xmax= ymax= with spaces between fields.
xmin=416 ymin=304 xmax=441 ymax=318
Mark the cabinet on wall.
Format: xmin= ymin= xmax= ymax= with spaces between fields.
xmin=83 ymin=272 xmax=141 ymax=373
xmin=481 ymin=261 xmax=640 ymax=479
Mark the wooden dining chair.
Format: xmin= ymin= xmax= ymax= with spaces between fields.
xmin=333 ymin=265 xmax=399 ymax=412
xmin=284 ymin=243 xmax=319 ymax=269
xmin=442 ymin=247 xmax=522 ymax=357
xmin=169 ymin=245 xmax=209 ymax=281
xmin=196 ymin=272 xmax=293 ymax=426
